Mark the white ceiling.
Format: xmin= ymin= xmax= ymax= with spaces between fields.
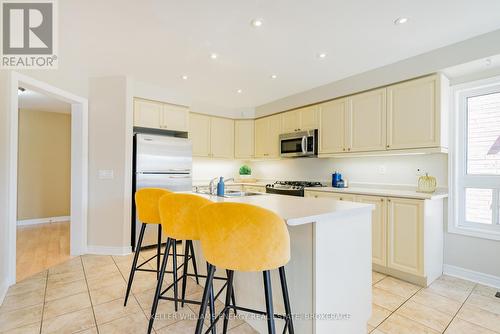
xmin=18 ymin=89 xmax=71 ymax=113
xmin=58 ymin=0 xmax=500 ymax=111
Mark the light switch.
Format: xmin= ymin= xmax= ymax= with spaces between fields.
xmin=98 ymin=170 xmax=114 ymax=179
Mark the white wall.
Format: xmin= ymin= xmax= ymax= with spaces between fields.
xmin=192 ymin=158 xmax=247 ymax=182
xmin=250 ymin=154 xmax=448 ymax=187
xmin=87 ymin=76 xmax=133 ymax=252
xmin=256 ymin=29 xmax=500 ymax=116
xmin=0 ymin=72 xmax=11 ymax=302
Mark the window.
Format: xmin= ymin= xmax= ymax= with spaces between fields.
xmin=452 ymin=77 xmax=500 ymax=240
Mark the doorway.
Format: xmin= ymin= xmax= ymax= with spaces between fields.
xmin=7 ymin=72 xmax=88 ymax=285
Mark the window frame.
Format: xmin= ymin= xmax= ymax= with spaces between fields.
xmin=450 ymin=75 xmax=500 ymax=241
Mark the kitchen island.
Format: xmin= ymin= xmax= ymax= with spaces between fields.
xmin=191 ymin=192 xmax=374 ymax=334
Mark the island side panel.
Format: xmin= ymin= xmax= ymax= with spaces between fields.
xmin=313 ymin=210 xmax=372 ymax=334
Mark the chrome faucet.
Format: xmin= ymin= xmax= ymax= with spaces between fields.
xmin=208 ymin=177 xmax=219 ymax=195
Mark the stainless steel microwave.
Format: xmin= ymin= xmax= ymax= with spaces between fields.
xmin=279 ymin=129 xmax=318 ymax=158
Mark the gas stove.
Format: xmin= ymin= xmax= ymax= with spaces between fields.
xmin=265 ymin=181 xmax=323 ymax=197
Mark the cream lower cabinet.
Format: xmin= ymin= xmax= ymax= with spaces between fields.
xmin=134 ymin=98 xmax=189 ymax=132
xmin=305 ymin=190 xmax=443 ymax=286
xmin=386 ymin=198 xmax=423 ymax=276
xmin=255 ymin=114 xmax=282 ymax=158
xmin=356 ymin=195 xmax=387 ymax=267
xmin=235 ymin=120 xmax=254 ymax=159
xmin=189 ymin=114 xmax=234 ymax=158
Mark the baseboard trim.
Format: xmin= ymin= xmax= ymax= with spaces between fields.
xmin=443 ymin=264 xmax=500 ymax=289
xmin=86 ymin=245 xmax=132 ymax=256
xmin=17 ymin=216 xmax=70 ymax=226
xmin=0 ymin=279 xmax=9 ymax=306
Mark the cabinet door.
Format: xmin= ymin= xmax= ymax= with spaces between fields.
xmin=254 ymin=117 xmax=268 ymax=158
xmin=235 ymin=120 xmax=254 ymax=159
xmin=387 ymin=75 xmax=440 ymax=149
xmin=162 ymin=104 xmax=189 ymax=132
xmin=356 ymin=195 xmax=387 ymax=267
xmin=387 ymin=198 xmax=424 ymax=275
xmin=319 ymin=98 xmax=347 ymax=154
xmin=282 ymin=110 xmax=301 ymax=133
xmin=347 ymin=88 xmax=387 ymax=152
xmin=268 ymin=114 xmax=282 ymax=158
xmin=134 ymin=99 xmax=162 ymax=129
xmin=210 ymin=117 xmax=234 ymax=159
xmin=304 ymin=191 xmax=355 ymax=201
xmin=299 ymin=106 xmax=319 ymax=130
xmin=189 ymin=113 xmax=211 ymax=157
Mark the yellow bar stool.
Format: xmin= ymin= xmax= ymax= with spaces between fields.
xmin=124 ymin=188 xmax=201 ymax=306
xmin=147 ymin=193 xmax=237 ymax=334
xmin=195 ymin=202 xmax=294 ymax=334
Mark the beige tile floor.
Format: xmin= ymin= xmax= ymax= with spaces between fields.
xmin=369 ymin=271 xmax=500 ymax=334
xmin=2 ymin=252 xmax=499 ymax=334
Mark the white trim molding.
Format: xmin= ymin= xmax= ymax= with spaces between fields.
xmin=17 ymin=216 xmax=70 ymax=226
xmin=0 ymin=280 xmax=9 ymax=306
xmin=444 ymin=264 xmax=500 ymax=289
xmin=86 ymin=246 xmax=132 ymax=256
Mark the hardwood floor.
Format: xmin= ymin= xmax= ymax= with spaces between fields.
xmin=16 ymin=221 xmax=71 ymax=282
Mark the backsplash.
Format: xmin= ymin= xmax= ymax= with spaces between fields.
xmin=249 ymin=154 xmax=448 ymax=188
xmin=192 ymin=158 xmax=246 ymax=182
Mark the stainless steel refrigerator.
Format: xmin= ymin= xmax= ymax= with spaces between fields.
xmin=132 ymin=133 xmax=192 ymax=249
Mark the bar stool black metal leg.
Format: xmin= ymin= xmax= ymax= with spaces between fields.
xmin=279 ymin=267 xmax=295 ymax=334
xmin=226 ymin=269 xmax=237 ymax=315
xmin=181 ymin=240 xmax=190 ymax=307
xmin=124 ymin=223 xmax=146 ymax=306
xmin=263 ymin=271 xmax=276 ymax=334
xmin=172 ymin=238 xmax=179 ymax=312
xmin=156 ymin=224 xmax=162 ymax=279
xmin=207 ymin=263 xmax=217 ymax=334
xmin=222 ymin=270 xmax=234 ymax=334
xmin=188 ymin=240 xmax=200 ymax=284
xmin=147 ymin=238 xmax=172 ymax=334
xmin=195 ymin=264 xmax=216 ymax=334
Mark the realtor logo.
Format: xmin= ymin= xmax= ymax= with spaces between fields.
xmin=1 ymin=0 xmax=58 ymax=68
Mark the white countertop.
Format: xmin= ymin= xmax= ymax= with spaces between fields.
xmin=191 ymin=192 xmax=373 ymax=226
xmin=305 ymin=186 xmax=448 ymax=200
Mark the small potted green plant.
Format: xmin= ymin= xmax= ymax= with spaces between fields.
xmin=239 ymin=164 xmax=252 ymax=180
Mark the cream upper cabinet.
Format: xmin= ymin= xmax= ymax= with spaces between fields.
xmin=282 ymin=110 xmax=301 ymax=133
xmin=235 ymin=120 xmax=254 ymax=159
xmin=189 ymin=113 xmax=211 ymax=157
xmin=387 ymin=197 xmax=424 ymax=276
xmin=255 ymin=114 xmax=282 ymax=158
xmin=210 ymin=117 xmax=234 ymax=159
xmin=387 ymin=75 xmax=447 ymax=150
xmin=134 ymin=99 xmax=163 ymax=129
xmin=356 ymin=195 xmax=387 ymax=267
xmin=162 ymin=103 xmax=189 ymax=132
xmin=282 ymin=106 xmax=319 ymax=133
xmin=319 ymin=98 xmax=347 ymax=154
xmin=347 ymin=88 xmax=387 ymax=152
xmin=134 ymin=98 xmax=189 ymax=132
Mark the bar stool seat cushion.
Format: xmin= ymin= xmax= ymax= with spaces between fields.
xmin=136 ymin=188 xmax=171 ymax=224
xmin=159 ymin=193 xmax=212 ymax=240
xmin=198 ymin=202 xmax=290 ymax=272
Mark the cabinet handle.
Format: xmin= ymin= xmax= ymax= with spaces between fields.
xmin=387 ymin=199 xmax=391 ymax=202
xmin=347 ymin=148 xmax=351 ymax=151
xmin=343 ymin=148 xmax=346 ymax=152
xmin=380 ymin=198 xmax=384 ymax=202
xmin=386 ymin=145 xmax=390 ymax=148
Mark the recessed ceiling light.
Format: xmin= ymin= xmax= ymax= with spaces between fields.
xmin=486 ymin=58 xmax=492 ymax=66
xmin=270 ymin=74 xmax=277 ymax=79
xmin=317 ymin=53 xmax=327 ymax=59
xmin=251 ymin=19 xmax=263 ymax=27
xmin=394 ymin=17 xmax=409 ymax=25
xmin=237 ymin=89 xmax=243 ymax=94
xmin=181 ymin=75 xmax=188 ymax=80
xmin=210 ymin=53 xmax=218 ymax=60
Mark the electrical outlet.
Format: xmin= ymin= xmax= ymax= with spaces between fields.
xmin=378 ymin=165 xmax=387 ymax=175
xmin=416 ymin=168 xmax=424 ymax=176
